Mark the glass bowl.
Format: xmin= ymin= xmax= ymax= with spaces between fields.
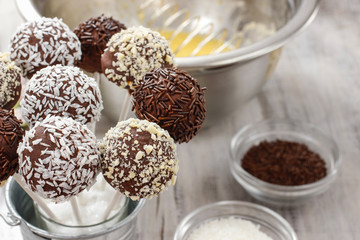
xmin=230 ymin=119 xmax=341 ymax=205
xmin=174 ymin=201 xmax=297 ymax=240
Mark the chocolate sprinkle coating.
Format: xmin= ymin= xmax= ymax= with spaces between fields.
xmin=132 ymin=68 xmax=206 ymax=143
xmin=0 ymin=108 xmax=24 ymax=184
xmin=74 ymin=15 xmax=126 ymax=73
xmin=17 ymin=115 xmax=100 ymax=202
xmin=10 ymin=17 xmax=81 ymax=79
xmin=21 ymin=65 xmax=103 ymax=128
xmin=101 ymin=26 xmax=175 ymax=91
xmin=100 ymin=118 xmax=179 ymax=200
xmin=0 ymin=53 xmax=22 ymax=110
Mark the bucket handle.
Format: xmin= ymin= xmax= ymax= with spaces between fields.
xmin=0 ymin=212 xmax=21 ymax=226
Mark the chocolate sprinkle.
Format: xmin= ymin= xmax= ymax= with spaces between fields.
xmin=132 ymin=68 xmax=206 ymax=143
xmin=74 ymin=15 xmax=126 ymax=73
xmin=0 ymin=108 xmax=24 ymax=184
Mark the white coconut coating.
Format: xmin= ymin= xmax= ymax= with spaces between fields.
xmin=10 ymin=17 xmax=81 ymax=79
xmin=21 ymin=65 xmax=103 ymax=128
xmin=17 ymin=115 xmax=100 ymax=202
xmin=100 ymin=118 xmax=179 ymax=200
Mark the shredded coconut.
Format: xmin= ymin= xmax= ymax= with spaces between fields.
xmin=188 ymin=217 xmax=274 ymax=240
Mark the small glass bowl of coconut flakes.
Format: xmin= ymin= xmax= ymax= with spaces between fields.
xmin=174 ymin=201 xmax=297 ymax=240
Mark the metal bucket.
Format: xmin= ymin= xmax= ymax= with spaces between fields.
xmin=1 ymin=178 xmax=146 ymax=240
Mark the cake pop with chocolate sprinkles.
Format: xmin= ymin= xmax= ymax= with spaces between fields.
xmin=101 ymin=26 xmax=175 ymax=91
xmin=100 ymin=118 xmax=179 ymax=200
xmin=0 ymin=53 xmax=22 ymax=110
xmin=0 ymin=108 xmax=24 ymax=185
xmin=132 ymin=68 xmax=206 ymax=143
xmin=21 ymin=65 xmax=103 ymax=128
xmin=17 ymin=115 xmax=100 ymax=202
xmin=74 ymin=15 xmax=126 ymax=73
xmin=10 ymin=17 xmax=81 ymax=79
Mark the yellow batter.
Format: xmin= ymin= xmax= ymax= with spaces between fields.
xmin=160 ymin=30 xmax=236 ymax=57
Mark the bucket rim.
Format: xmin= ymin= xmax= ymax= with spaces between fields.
xmin=5 ymin=177 xmax=146 ymax=239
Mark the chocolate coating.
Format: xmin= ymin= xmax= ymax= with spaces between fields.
xmin=0 ymin=53 xmax=22 ymax=110
xmin=17 ymin=115 xmax=100 ymax=202
xmin=0 ymin=108 xmax=24 ymax=184
xmin=101 ymin=26 xmax=174 ymax=91
xmin=132 ymin=68 xmax=206 ymax=143
xmin=74 ymin=15 xmax=126 ymax=73
xmin=10 ymin=17 xmax=81 ymax=79
xmin=21 ymin=65 xmax=103 ymax=128
xmin=100 ymin=118 xmax=178 ymax=200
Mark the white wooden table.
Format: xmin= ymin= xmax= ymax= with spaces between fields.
xmin=1 ymin=0 xmax=359 ymax=239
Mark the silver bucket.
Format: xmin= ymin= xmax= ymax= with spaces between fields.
xmin=1 ymin=178 xmax=146 ymax=240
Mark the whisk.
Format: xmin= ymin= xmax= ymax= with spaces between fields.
xmin=137 ymin=0 xmax=243 ymax=57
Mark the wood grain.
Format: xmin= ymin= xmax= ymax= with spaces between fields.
xmin=0 ymin=0 xmax=359 ymax=240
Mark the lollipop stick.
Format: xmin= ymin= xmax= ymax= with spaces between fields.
xmin=104 ymin=93 xmax=132 ymax=220
xmin=70 ymin=197 xmax=83 ymax=225
xmin=94 ymin=72 xmax=101 ymax=85
xmin=118 ymin=93 xmax=131 ymax=122
xmin=102 ymin=192 xmax=123 ymax=220
xmin=12 ymin=174 xmax=59 ymax=221
xmin=86 ymin=72 xmax=102 ymax=134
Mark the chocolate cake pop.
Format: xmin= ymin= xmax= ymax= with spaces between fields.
xmin=10 ymin=17 xmax=81 ymax=79
xmin=101 ymin=26 xmax=175 ymax=91
xmin=132 ymin=68 xmax=206 ymax=143
xmin=21 ymin=65 xmax=103 ymax=128
xmin=17 ymin=115 xmax=100 ymax=202
xmin=74 ymin=15 xmax=126 ymax=73
xmin=0 ymin=108 xmax=24 ymax=185
xmin=0 ymin=53 xmax=22 ymax=110
xmin=100 ymin=118 xmax=178 ymax=200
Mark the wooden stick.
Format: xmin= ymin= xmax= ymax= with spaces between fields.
xmin=13 ymin=174 xmax=59 ymax=221
xmin=70 ymin=197 xmax=82 ymax=225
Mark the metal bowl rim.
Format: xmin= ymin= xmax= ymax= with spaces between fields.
xmin=15 ymin=0 xmax=319 ymax=69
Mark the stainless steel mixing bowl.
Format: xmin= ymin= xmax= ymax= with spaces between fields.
xmin=16 ymin=0 xmax=319 ymax=127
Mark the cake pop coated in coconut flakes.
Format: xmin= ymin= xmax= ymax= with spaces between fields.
xmin=101 ymin=26 xmax=175 ymax=91
xmin=21 ymin=65 xmax=103 ymax=128
xmin=0 ymin=53 xmax=22 ymax=110
xmin=100 ymin=118 xmax=179 ymax=200
xmin=10 ymin=17 xmax=81 ymax=79
xmin=74 ymin=15 xmax=126 ymax=73
xmin=17 ymin=115 xmax=100 ymax=202
xmin=0 ymin=108 xmax=24 ymax=185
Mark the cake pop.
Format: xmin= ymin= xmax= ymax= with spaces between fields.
xmin=17 ymin=115 xmax=100 ymax=202
xmin=0 ymin=108 xmax=24 ymax=185
xmin=101 ymin=26 xmax=175 ymax=91
xmin=21 ymin=65 xmax=103 ymax=128
xmin=132 ymin=68 xmax=206 ymax=143
xmin=10 ymin=17 xmax=81 ymax=79
xmin=100 ymin=118 xmax=178 ymax=200
xmin=0 ymin=53 xmax=22 ymax=110
xmin=73 ymin=15 xmax=126 ymax=73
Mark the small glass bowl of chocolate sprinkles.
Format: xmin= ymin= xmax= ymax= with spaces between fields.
xmin=230 ymin=119 xmax=341 ymax=205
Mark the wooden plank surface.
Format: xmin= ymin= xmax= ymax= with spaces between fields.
xmin=0 ymin=0 xmax=359 ymax=239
